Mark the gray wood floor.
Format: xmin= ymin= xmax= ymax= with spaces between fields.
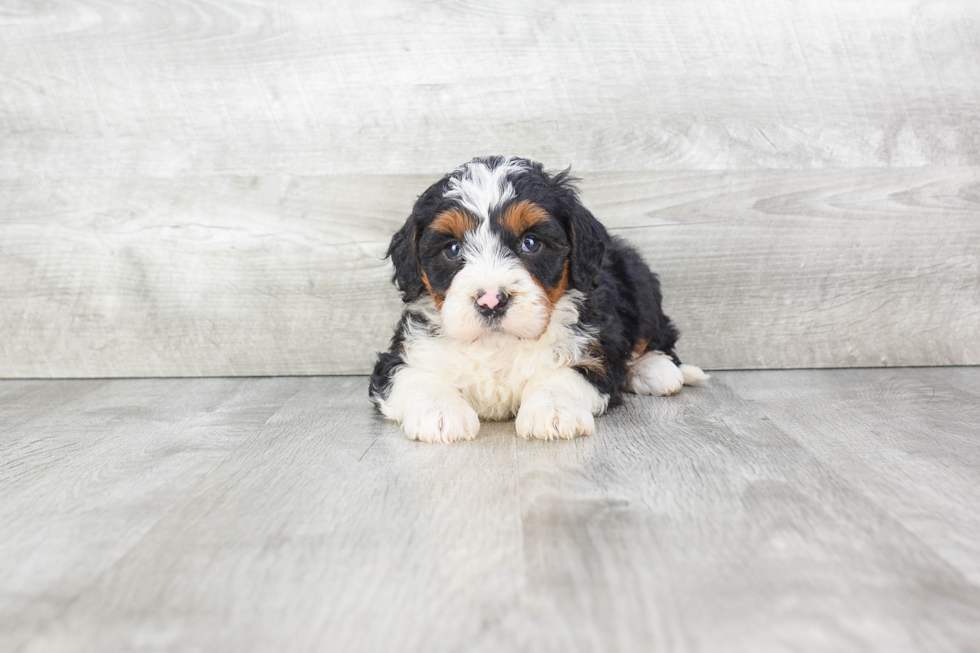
xmin=2 ymin=368 xmax=979 ymax=652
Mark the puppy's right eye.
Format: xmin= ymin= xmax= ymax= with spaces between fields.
xmin=444 ymin=242 xmax=462 ymax=260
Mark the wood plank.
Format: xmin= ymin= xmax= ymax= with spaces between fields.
xmin=1 ymin=0 xmax=979 ymax=175
xmin=4 ymin=0 xmax=979 ymax=376
xmin=916 ymin=367 xmax=980 ymax=400
xmin=506 ymin=373 xmax=980 ymax=652
xmin=0 ymin=380 xmax=109 ymax=431
xmin=0 ymin=174 xmax=407 ymax=377
xmin=8 ymin=373 xmax=980 ymax=652
xmin=14 ymin=377 xmax=526 ymax=652
xmin=727 ymin=367 xmax=980 ymax=585
xmin=2 ymin=168 xmax=977 ymax=377
xmin=588 ymin=168 xmax=980 ymax=370
xmin=0 ymin=377 xmax=300 ymax=652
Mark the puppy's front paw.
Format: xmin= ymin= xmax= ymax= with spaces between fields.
xmin=402 ymin=400 xmax=480 ymax=444
xmin=516 ymin=392 xmax=596 ymax=440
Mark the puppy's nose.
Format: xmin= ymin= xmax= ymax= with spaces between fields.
xmin=476 ymin=287 xmax=509 ymax=317
xmin=476 ymin=287 xmax=502 ymax=309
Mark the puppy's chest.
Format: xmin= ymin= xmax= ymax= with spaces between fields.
xmin=410 ymin=336 xmax=557 ymax=417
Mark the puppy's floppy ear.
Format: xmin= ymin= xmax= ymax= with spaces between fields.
xmin=552 ymin=168 xmax=610 ymax=291
xmin=386 ymin=179 xmax=448 ymax=302
xmin=385 ymin=217 xmax=424 ymax=302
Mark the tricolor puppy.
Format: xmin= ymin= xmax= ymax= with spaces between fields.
xmin=370 ymin=156 xmax=708 ymax=443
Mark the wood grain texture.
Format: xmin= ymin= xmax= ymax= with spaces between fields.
xmin=2 ymin=370 xmax=980 ymax=652
xmin=1 ymin=0 xmax=979 ymax=175
xmin=728 ymin=368 xmax=980 ymax=585
xmin=3 ymin=0 xmax=980 ymax=376
xmin=2 ymin=168 xmax=977 ymax=376
xmin=0 ymin=377 xmax=302 ymax=652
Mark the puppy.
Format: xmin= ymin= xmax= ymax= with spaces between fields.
xmin=370 ymin=156 xmax=708 ymax=443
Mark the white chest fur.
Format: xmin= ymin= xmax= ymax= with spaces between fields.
xmin=400 ymin=293 xmax=597 ymax=419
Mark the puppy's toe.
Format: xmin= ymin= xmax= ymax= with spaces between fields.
xmin=630 ymin=353 xmax=685 ymax=396
xmin=516 ymin=393 xmax=596 ymax=440
xmin=402 ymin=400 xmax=480 ymax=443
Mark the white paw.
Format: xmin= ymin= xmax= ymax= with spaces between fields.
xmin=679 ymin=364 xmax=710 ymax=386
xmin=516 ymin=392 xmax=596 ymax=440
xmin=630 ymin=353 xmax=684 ymax=396
xmin=402 ymin=400 xmax=480 ymax=443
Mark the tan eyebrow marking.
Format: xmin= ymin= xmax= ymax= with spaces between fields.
xmin=430 ymin=209 xmax=477 ymax=240
xmin=500 ymin=200 xmax=550 ymax=236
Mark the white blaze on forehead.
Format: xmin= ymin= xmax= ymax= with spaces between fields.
xmin=444 ymin=157 xmax=529 ymax=222
xmin=462 ymin=222 xmax=517 ymax=277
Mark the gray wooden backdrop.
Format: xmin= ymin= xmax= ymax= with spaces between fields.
xmin=1 ymin=0 xmax=978 ymax=377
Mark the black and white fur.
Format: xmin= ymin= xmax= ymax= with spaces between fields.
xmin=370 ymin=156 xmax=708 ymax=443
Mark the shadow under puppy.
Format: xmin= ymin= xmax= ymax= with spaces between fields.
xmin=370 ymin=156 xmax=708 ymax=443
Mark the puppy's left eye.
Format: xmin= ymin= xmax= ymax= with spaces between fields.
xmin=521 ymin=235 xmax=541 ymax=253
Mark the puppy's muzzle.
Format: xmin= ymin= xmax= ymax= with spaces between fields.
xmin=475 ymin=287 xmax=510 ymax=319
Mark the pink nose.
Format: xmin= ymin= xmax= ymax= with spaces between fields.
xmin=477 ymin=287 xmax=501 ymax=309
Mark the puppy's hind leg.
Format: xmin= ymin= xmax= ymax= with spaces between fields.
xmin=678 ymin=363 xmax=710 ymax=387
xmin=629 ymin=351 xmax=709 ymax=396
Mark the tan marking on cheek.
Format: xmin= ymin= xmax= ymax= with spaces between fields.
xmin=421 ymin=270 xmax=444 ymax=309
xmin=501 ymin=200 xmax=550 ymax=237
xmin=545 ymin=261 xmax=570 ymax=305
xmin=530 ymin=260 xmax=570 ymax=310
xmin=430 ymin=209 xmax=477 ymax=240
xmin=528 ymin=261 xmax=568 ymax=308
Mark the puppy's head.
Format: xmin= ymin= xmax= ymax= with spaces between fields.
xmin=387 ymin=156 xmax=609 ymax=341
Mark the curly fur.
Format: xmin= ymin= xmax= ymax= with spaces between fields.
xmin=370 ymin=156 xmax=707 ymax=442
